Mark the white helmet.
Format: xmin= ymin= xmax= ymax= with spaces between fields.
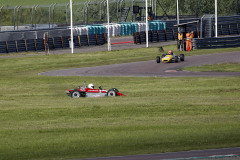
xmin=88 ymin=83 xmax=94 ymax=89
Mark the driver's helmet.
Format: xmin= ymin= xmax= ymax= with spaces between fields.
xmin=88 ymin=84 xmax=94 ymax=89
xmin=168 ymin=50 xmax=173 ymax=55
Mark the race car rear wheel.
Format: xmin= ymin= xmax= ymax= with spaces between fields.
xmin=174 ymin=56 xmax=178 ymax=63
xmin=156 ymin=56 xmax=161 ymax=63
xmin=71 ymin=90 xmax=81 ymax=98
xmin=180 ymin=54 xmax=185 ymax=61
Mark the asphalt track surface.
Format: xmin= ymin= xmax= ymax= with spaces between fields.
xmin=76 ymin=148 xmax=240 ymax=160
xmin=40 ymin=51 xmax=240 ymax=77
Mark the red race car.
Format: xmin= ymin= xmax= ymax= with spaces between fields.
xmin=66 ymin=82 xmax=126 ymax=98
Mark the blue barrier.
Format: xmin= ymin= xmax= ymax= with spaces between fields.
xmin=36 ymin=39 xmax=45 ymax=51
xmin=193 ymin=36 xmax=240 ymax=49
xmin=134 ymin=30 xmax=167 ymax=44
xmin=73 ymin=36 xmax=80 ymax=48
xmin=53 ymin=37 xmax=63 ymax=49
xmin=17 ymin=40 xmax=26 ymax=52
xmin=80 ymin=35 xmax=89 ymax=46
xmin=26 ymin=39 xmax=36 ymax=52
xmin=97 ymin=34 xmax=106 ymax=45
xmin=48 ymin=38 xmax=54 ymax=50
xmin=0 ymin=41 xmax=7 ymax=53
xmin=88 ymin=34 xmax=97 ymax=46
xmin=7 ymin=41 xmax=17 ymax=53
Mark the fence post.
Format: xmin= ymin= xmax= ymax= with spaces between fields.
xmin=17 ymin=5 xmax=21 ymax=30
xmin=14 ymin=6 xmax=18 ymax=31
xmin=100 ymin=0 xmax=103 ymax=22
xmin=84 ymin=2 xmax=87 ymax=24
xmin=120 ymin=0 xmax=124 ymax=22
xmin=87 ymin=1 xmax=90 ymax=25
xmin=196 ymin=0 xmax=198 ymax=18
xmin=237 ymin=0 xmax=239 ymax=15
xmin=0 ymin=6 xmax=3 ymax=32
xmin=104 ymin=1 xmax=106 ymax=22
xmin=117 ymin=0 xmax=119 ymax=22
xmin=49 ymin=4 xmax=53 ymax=29
xmin=31 ymin=5 xmax=35 ymax=29
xmin=132 ymin=0 xmax=134 ymax=22
xmin=66 ymin=3 xmax=69 ymax=25
xmin=200 ymin=15 xmax=204 ymax=38
xmin=35 ymin=5 xmax=39 ymax=29
xmin=52 ymin=3 xmax=57 ymax=28
xmin=155 ymin=0 xmax=157 ymax=17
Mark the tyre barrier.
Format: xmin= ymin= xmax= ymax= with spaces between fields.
xmin=0 ymin=33 xmax=107 ymax=54
xmin=134 ymin=17 xmax=240 ymax=45
xmin=133 ymin=30 xmax=168 ymax=44
xmin=193 ymin=36 xmax=240 ymax=50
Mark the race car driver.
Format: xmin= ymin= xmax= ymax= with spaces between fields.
xmin=168 ymin=50 xmax=175 ymax=58
xmin=88 ymin=83 xmax=94 ymax=89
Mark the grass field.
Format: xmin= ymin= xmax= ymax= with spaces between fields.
xmin=183 ymin=62 xmax=240 ymax=72
xmin=0 ymin=46 xmax=240 ymax=160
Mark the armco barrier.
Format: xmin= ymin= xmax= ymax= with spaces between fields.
xmin=193 ymin=36 xmax=240 ymax=50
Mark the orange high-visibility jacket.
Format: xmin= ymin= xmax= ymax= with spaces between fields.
xmin=186 ymin=33 xmax=190 ymax=40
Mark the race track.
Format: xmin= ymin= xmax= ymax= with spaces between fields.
xmin=40 ymin=51 xmax=240 ymax=77
xmin=77 ymin=147 xmax=240 ymax=160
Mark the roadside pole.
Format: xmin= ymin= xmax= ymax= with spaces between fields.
xmin=107 ymin=0 xmax=111 ymax=51
xmin=146 ymin=0 xmax=148 ymax=48
xmin=215 ymin=0 xmax=218 ymax=37
xmin=70 ymin=0 xmax=74 ymax=54
xmin=176 ymin=0 xmax=179 ymax=27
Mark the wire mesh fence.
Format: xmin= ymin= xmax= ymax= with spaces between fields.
xmin=0 ymin=0 xmax=239 ymax=31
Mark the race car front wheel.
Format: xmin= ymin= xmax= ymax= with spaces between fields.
xmin=107 ymin=88 xmax=118 ymax=97
xmin=71 ymin=90 xmax=81 ymax=98
xmin=156 ymin=56 xmax=161 ymax=63
xmin=107 ymin=91 xmax=116 ymax=96
xmin=180 ymin=54 xmax=185 ymax=61
xmin=174 ymin=56 xmax=178 ymax=63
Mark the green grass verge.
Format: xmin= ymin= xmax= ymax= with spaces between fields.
xmin=183 ymin=62 xmax=240 ymax=72
xmin=0 ymin=46 xmax=240 ymax=160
